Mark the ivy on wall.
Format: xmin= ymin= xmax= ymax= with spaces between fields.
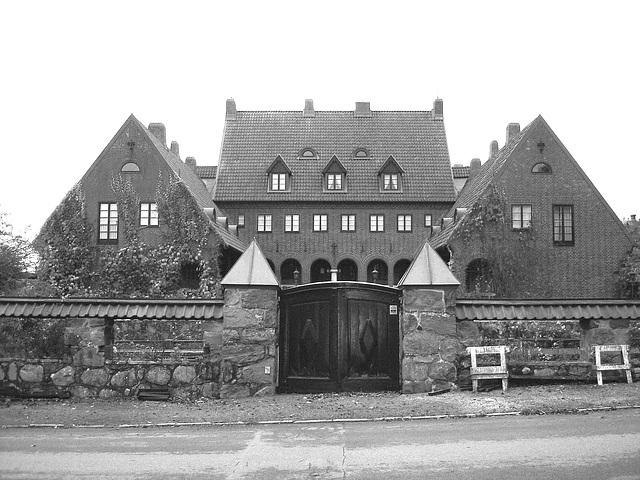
xmin=452 ymin=185 xmax=538 ymax=298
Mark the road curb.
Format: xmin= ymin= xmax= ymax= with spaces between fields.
xmin=2 ymin=405 xmax=639 ymax=430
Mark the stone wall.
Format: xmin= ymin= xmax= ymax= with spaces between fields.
xmin=401 ymin=287 xmax=462 ymax=393
xmin=220 ymin=287 xmax=278 ymax=398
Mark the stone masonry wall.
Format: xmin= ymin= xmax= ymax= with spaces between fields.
xmin=401 ymin=287 xmax=462 ymax=393
xmin=220 ymin=287 xmax=278 ymax=398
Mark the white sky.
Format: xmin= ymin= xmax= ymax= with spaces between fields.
xmin=1 ymin=0 xmax=638 ymax=237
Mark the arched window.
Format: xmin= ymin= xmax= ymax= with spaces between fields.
xmin=466 ymin=259 xmax=494 ymax=295
xmin=532 ymin=162 xmax=552 ymax=174
xmin=298 ymin=148 xmax=318 ymax=160
xmin=367 ymin=260 xmax=388 ymax=284
xmin=281 ymin=259 xmax=302 ymax=285
xmin=121 ymin=162 xmax=140 ymax=172
xmin=310 ymin=259 xmax=332 ymax=283
xmin=337 ymin=259 xmax=358 ymax=281
xmin=353 ymin=148 xmax=370 ymax=159
xmin=393 ymin=259 xmax=412 ymax=285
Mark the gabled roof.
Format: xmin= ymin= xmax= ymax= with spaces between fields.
xmin=397 ymin=241 xmax=460 ymax=287
xmin=322 ymin=155 xmax=347 ymax=174
xmin=196 ymin=165 xmax=217 ymax=179
xmin=377 ymin=155 xmax=405 ymax=175
xmin=221 ymin=239 xmax=279 ymax=287
xmin=430 ymin=115 xmax=633 ymax=248
xmin=214 ymin=105 xmax=455 ymax=203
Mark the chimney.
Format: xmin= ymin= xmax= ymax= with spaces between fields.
xmin=506 ymin=123 xmax=520 ymax=144
xmin=185 ymin=157 xmax=197 ymax=171
xmin=469 ymin=158 xmax=482 ymax=180
xmin=303 ymin=99 xmax=315 ymax=117
xmin=433 ymin=98 xmax=443 ymax=119
xmin=355 ymin=101 xmax=372 ymax=118
xmin=226 ymin=99 xmax=237 ymax=121
xmin=632 ymin=214 xmax=637 ymax=221
xmin=148 ymin=123 xmax=166 ymax=147
xmin=489 ymin=140 xmax=499 ymax=160
xmin=170 ymin=141 xmax=180 ymax=158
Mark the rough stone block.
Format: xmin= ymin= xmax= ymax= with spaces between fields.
xmin=402 ymin=379 xmax=433 ymax=394
xmin=254 ymin=385 xmax=276 ymax=396
xmin=403 ymin=331 xmax=440 ymax=356
xmin=220 ymin=383 xmax=251 ymax=399
xmin=241 ymin=359 xmax=274 ymax=385
xmin=173 ymin=365 xmax=197 ymax=384
xmin=402 ymin=314 xmax=418 ymax=334
xmin=51 ymin=366 xmax=75 ymax=386
xmin=224 ymin=288 xmax=243 ymax=307
xmin=200 ymin=382 xmax=220 ymax=398
xmin=223 ymin=329 xmax=241 ymax=344
xmin=420 ymin=314 xmax=456 ymax=336
xmin=0 ymin=367 xmax=4 ymax=381
xmin=64 ymin=328 xmax=81 ymax=346
xmin=146 ymin=366 xmax=171 ymax=386
xmin=402 ymin=357 xmax=431 ymax=383
xmin=99 ymin=388 xmax=119 ymax=399
xmin=111 ymin=369 xmax=137 ymax=388
xmin=8 ymin=363 xmax=17 ymax=381
xmin=71 ymin=385 xmax=95 ymax=398
xmin=81 ymin=368 xmax=109 ymax=387
xmin=20 ymin=364 xmax=44 ymax=383
xmin=456 ymin=320 xmax=480 ymax=346
xmin=428 ymin=361 xmax=456 ymax=382
xmin=439 ymin=338 xmax=461 ymax=362
xmin=403 ymin=289 xmax=445 ymax=313
xmin=224 ymin=307 xmax=262 ymax=328
xmin=222 ymin=344 xmax=266 ymax=366
xmin=242 ymin=288 xmax=278 ymax=310
xmin=262 ymin=308 xmax=278 ymax=328
xmin=242 ymin=327 xmax=275 ymax=344
xmin=534 ymin=367 xmax=556 ymax=377
xmin=587 ymin=328 xmax=617 ymax=345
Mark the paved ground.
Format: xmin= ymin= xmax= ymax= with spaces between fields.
xmin=1 ymin=409 xmax=639 ymax=479
xmin=1 ymin=382 xmax=638 ymax=428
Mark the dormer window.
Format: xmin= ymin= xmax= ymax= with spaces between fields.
xmin=267 ymin=155 xmax=292 ymax=192
xmin=353 ymin=148 xmax=370 ymax=159
xmin=298 ymin=148 xmax=318 ymax=160
xmin=322 ymin=155 xmax=347 ymax=192
xmin=532 ymin=162 xmax=552 ymax=174
xmin=121 ymin=162 xmax=140 ymax=172
xmin=378 ymin=155 xmax=404 ymax=192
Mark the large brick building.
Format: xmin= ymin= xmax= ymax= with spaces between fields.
xmin=213 ymin=98 xmax=457 ymax=285
xmin=430 ymin=116 xmax=634 ymax=298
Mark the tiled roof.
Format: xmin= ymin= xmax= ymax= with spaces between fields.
xmin=215 ymin=110 xmax=456 ymax=203
xmin=452 ymin=165 xmax=469 ymax=178
xmin=430 ymin=120 xmax=534 ymax=249
xmin=456 ymin=299 xmax=640 ymax=320
xmin=0 ymin=298 xmax=223 ymax=320
xmin=196 ymin=166 xmax=217 ymax=179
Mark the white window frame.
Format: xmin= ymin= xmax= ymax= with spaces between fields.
xmin=285 ymin=214 xmax=300 ymax=232
xmin=140 ymin=202 xmax=158 ymax=227
xmin=397 ymin=214 xmax=412 ymax=232
xmin=257 ymin=214 xmax=272 ymax=232
xmin=313 ymin=214 xmax=328 ymax=232
xmin=370 ymin=214 xmax=384 ymax=232
xmin=341 ymin=214 xmax=356 ymax=232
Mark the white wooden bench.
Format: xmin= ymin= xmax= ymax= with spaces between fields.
xmin=467 ymin=346 xmax=509 ymax=393
xmin=592 ymin=345 xmax=633 ymax=386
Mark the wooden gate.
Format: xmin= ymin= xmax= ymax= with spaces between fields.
xmin=278 ymin=282 xmax=401 ymax=393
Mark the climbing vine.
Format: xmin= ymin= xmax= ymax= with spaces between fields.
xmin=452 ymin=185 xmax=538 ymax=298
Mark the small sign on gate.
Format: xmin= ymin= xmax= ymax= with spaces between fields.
xmin=389 ymin=305 xmax=398 ymax=315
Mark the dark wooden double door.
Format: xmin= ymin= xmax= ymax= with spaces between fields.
xmin=278 ymin=282 xmax=401 ymax=393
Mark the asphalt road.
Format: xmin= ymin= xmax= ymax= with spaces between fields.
xmin=1 ymin=409 xmax=639 ymax=479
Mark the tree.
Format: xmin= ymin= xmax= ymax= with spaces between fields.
xmin=0 ymin=209 xmax=33 ymax=295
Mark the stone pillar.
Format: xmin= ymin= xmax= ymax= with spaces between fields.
xmin=401 ymin=285 xmax=461 ymax=393
xmin=221 ymin=286 xmax=279 ymax=398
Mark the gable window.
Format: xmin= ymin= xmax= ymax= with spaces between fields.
xmin=313 ymin=214 xmax=328 ymax=232
xmin=424 ymin=214 xmax=432 ymax=227
xmin=397 ymin=214 xmax=412 ymax=232
xmin=257 ymin=214 xmax=272 ymax=232
xmin=271 ymin=173 xmax=287 ymax=191
xmin=121 ymin=162 xmax=140 ymax=172
xmin=327 ymin=173 xmax=343 ymax=190
xmin=378 ymin=156 xmax=404 ymax=192
xmin=370 ymin=214 xmax=384 ymax=232
xmin=511 ymin=204 xmax=532 ymax=230
xmin=99 ymin=202 xmax=118 ymax=244
xmin=237 ymin=214 xmax=245 ymax=227
xmin=285 ymin=214 xmax=300 ymax=232
xmin=140 ymin=202 xmax=158 ymax=227
xmin=532 ymin=162 xmax=552 ymax=174
xmin=553 ymin=205 xmax=574 ymax=245
xmin=341 ymin=214 xmax=356 ymax=232
xmin=383 ymin=173 xmax=399 ymax=190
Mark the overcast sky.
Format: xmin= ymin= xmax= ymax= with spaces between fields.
xmin=1 ymin=0 xmax=638 ymax=237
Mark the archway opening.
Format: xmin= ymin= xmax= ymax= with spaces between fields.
xmin=393 ymin=259 xmax=412 ymax=285
xmin=281 ymin=259 xmax=302 ymax=285
xmin=310 ymin=259 xmax=332 ymax=283
xmin=337 ymin=259 xmax=358 ymax=281
xmin=367 ymin=260 xmax=388 ymax=285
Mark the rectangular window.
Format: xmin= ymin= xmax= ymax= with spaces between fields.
xmin=370 ymin=214 xmax=384 ymax=232
xmin=257 ymin=214 xmax=272 ymax=232
xmin=99 ymin=202 xmax=118 ymax=243
xmin=237 ymin=214 xmax=245 ymax=227
xmin=313 ymin=214 xmax=328 ymax=232
xmin=511 ymin=204 xmax=532 ymax=230
xmin=424 ymin=214 xmax=432 ymax=227
xmin=397 ymin=214 xmax=412 ymax=232
xmin=383 ymin=173 xmax=398 ymax=190
xmin=327 ymin=174 xmax=343 ymax=190
xmin=553 ymin=205 xmax=574 ymax=245
xmin=284 ymin=214 xmax=300 ymax=232
xmin=140 ymin=202 xmax=158 ymax=227
xmin=271 ymin=173 xmax=287 ymax=191
xmin=341 ymin=214 xmax=356 ymax=232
